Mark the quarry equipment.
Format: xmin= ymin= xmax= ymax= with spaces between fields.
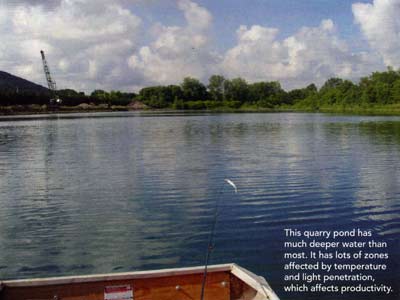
xmin=40 ymin=50 xmax=62 ymax=105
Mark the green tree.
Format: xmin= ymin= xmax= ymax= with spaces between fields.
xmin=305 ymin=83 xmax=318 ymax=94
xmin=58 ymin=89 xmax=87 ymax=106
xmin=181 ymin=77 xmax=208 ymax=101
xmin=248 ymin=81 xmax=283 ymax=104
xmin=138 ymin=85 xmax=182 ymax=108
xmin=391 ymin=79 xmax=400 ymax=103
xmin=320 ymin=78 xmax=344 ymax=93
xmin=225 ymin=77 xmax=249 ymax=103
xmin=91 ymin=89 xmax=110 ymax=105
xmin=375 ymin=82 xmax=391 ymax=104
xmin=173 ymin=96 xmax=185 ymax=109
xmin=208 ymin=75 xmax=226 ymax=101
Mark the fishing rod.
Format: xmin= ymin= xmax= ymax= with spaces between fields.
xmin=200 ymin=179 xmax=237 ymax=300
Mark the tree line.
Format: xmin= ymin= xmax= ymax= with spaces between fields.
xmin=2 ymin=68 xmax=400 ymax=110
xmin=127 ymin=67 xmax=400 ymax=109
xmin=0 ymin=88 xmax=136 ymax=107
xmin=294 ymin=67 xmax=400 ymax=110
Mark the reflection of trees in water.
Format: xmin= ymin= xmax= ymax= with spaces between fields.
xmin=319 ymin=120 xmax=400 ymax=147
xmin=319 ymin=121 xmax=400 ymax=229
xmin=357 ymin=121 xmax=400 ymax=146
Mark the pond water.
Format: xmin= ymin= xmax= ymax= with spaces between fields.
xmin=0 ymin=112 xmax=399 ymax=300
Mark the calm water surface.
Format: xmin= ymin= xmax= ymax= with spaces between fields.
xmin=0 ymin=112 xmax=399 ymax=300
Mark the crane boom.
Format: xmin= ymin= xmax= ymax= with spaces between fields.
xmin=40 ymin=50 xmax=61 ymax=105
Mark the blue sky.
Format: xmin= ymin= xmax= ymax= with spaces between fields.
xmin=131 ymin=0 xmax=370 ymax=50
xmin=0 ymin=0 xmax=399 ymax=92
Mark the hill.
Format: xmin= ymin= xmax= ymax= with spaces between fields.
xmin=0 ymin=70 xmax=48 ymax=93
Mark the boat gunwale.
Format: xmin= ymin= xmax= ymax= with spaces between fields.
xmin=0 ymin=264 xmax=234 ymax=287
xmin=0 ymin=263 xmax=280 ymax=300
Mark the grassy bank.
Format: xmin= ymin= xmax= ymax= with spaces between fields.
xmin=206 ymin=102 xmax=400 ymax=115
xmin=279 ymin=103 xmax=400 ymax=116
xmin=2 ymin=103 xmax=400 ymax=116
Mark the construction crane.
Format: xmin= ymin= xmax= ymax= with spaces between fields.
xmin=40 ymin=50 xmax=62 ymax=105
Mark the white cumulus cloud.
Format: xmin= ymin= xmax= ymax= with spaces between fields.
xmin=353 ymin=0 xmax=400 ymax=68
xmin=0 ymin=0 xmax=391 ymax=92
xmin=221 ymin=19 xmax=381 ymax=89
xmin=128 ymin=0 xmax=219 ymax=85
xmin=0 ymin=0 xmax=143 ymax=92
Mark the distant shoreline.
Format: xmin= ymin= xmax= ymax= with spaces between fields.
xmin=0 ymin=105 xmax=132 ymax=116
xmin=2 ymin=104 xmax=400 ymax=117
xmin=3 ymin=69 xmax=400 ymax=117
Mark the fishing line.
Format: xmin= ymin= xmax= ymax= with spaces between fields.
xmin=200 ymin=178 xmax=237 ymax=300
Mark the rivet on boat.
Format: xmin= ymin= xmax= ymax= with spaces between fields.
xmin=175 ymin=285 xmax=181 ymax=290
xmin=220 ymin=281 xmax=228 ymax=287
